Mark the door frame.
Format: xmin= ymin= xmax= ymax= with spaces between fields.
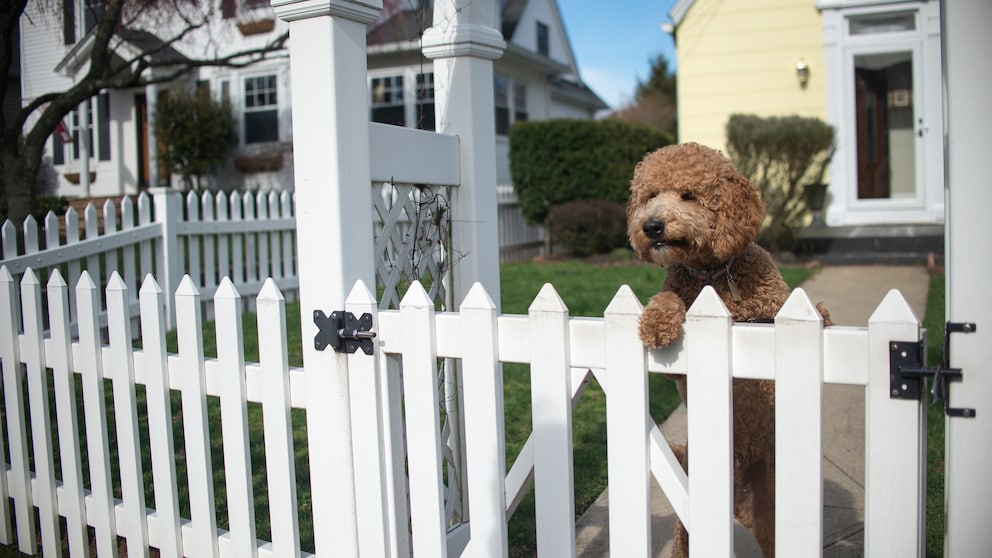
xmin=817 ymin=0 xmax=944 ymax=227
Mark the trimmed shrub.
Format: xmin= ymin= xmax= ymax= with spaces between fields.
xmin=157 ymin=88 xmax=238 ymax=190
xmin=725 ymin=114 xmax=834 ymax=252
xmin=509 ymin=119 xmax=672 ymax=224
xmin=546 ymin=199 xmax=628 ymax=257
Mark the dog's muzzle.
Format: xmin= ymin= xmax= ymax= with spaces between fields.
xmin=642 ymin=219 xmax=666 ymax=244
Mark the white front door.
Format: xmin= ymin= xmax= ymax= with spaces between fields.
xmin=820 ymin=2 xmax=944 ymax=226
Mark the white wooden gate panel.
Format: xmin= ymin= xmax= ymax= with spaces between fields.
xmin=400 ymin=283 xmax=449 ymax=558
xmin=775 ymin=288 xmax=825 ymax=556
xmin=529 ymin=284 xmax=577 ymax=556
xmin=605 ymin=286 xmax=651 ymax=555
xmin=685 ymin=287 xmax=735 ymax=555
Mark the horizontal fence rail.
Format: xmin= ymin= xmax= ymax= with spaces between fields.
xmin=0 ymin=268 xmax=924 ymax=557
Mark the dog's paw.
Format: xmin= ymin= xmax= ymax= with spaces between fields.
xmin=638 ymin=292 xmax=687 ymax=348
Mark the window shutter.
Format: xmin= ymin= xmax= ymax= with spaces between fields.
xmin=222 ymin=0 xmax=237 ymax=19
xmin=97 ymin=92 xmax=110 ymax=161
xmin=63 ymin=0 xmax=76 ymax=44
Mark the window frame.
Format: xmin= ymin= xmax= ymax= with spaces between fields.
xmin=242 ymin=73 xmax=280 ymax=144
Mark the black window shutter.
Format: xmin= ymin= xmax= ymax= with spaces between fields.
xmin=97 ymin=92 xmax=110 ymax=161
xmin=63 ymin=0 xmax=76 ymax=44
xmin=53 ymin=135 xmax=65 ymax=166
xmin=221 ymin=0 xmax=237 ymax=19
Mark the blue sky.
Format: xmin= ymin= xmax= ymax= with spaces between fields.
xmin=557 ymin=0 xmax=678 ymax=109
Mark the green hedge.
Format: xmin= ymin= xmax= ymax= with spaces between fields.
xmin=509 ymin=119 xmax=672 ymax=224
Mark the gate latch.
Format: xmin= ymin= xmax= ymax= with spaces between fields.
xmin=890 ymin=321 xmax=976 ymax=418
xmin=313 ymin=310 xmax=376 ymax=355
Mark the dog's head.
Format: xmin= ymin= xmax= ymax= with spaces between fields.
xmin=627 ymin=142 xmax=765 ymax=267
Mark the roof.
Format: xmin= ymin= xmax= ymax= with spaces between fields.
xmin=54 ymin=26 xmax=189 ymax=76
xmin=500 ymin=0 xmax=529 ymax=41
xmin=551 ymin=77 xmax=608 ymax=111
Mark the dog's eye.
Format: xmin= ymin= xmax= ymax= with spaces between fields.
xmin=680 ymin=191 xmax=695 ymax=201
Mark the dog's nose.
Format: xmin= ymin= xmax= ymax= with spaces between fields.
xmin=642 ymin=219 xmax=665 ymax=240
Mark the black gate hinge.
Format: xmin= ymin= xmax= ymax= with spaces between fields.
xmin=890 ymin=321 xmax=977 ymax=418
xmin=313 ymin=310 xmax=376 ymax=355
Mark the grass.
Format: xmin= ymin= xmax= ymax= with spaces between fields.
xmin=4 ymin=259 xmax=953 ymax=558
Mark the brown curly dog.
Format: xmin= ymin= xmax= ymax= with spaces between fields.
xmin=627 ymin=142 xmax=830 ymax=557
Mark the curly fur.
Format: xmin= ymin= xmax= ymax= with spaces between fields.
xmin=627 ymin=143 xmax=831 ymax=557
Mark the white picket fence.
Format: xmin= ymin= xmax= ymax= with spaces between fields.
xmin=0 ymin=266 xmax=926 ymax=556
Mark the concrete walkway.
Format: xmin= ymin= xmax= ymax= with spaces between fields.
xmin=573 ymin=265 xmax=933 ymax=557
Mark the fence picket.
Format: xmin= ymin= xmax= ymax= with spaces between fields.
xmin=175 ymin=276 xmax=220 ymax=557
xmin=459 ymin=283 xmax=508 ymax=556
xmin=66 ymin=207 xmax=82 ymax=321
xmin=865 ymin=290 xmax=924 ymax=556
xmin=216 ymin=194 xmax=231 ymax=285
xmin=106 ymin=273 xmax=150 ymax=556
xmin=138 ymin=275 xmax=183 ymax=557
xmin=775 ymin=289 xmax=825 ymax=556
xmin=22 ymin=216 xmax=38 ymax=259
xmin=256 ymin=192 xmax=270 ymax=282
xmin=20 ymin=269 xmax=61 ymax=556
xmin=214 ymin=278 xmax=258 ymax=557
xmin=685 ymin=286 xmax=734 ymax=555
xmin=0 ymin=221 xmax=14 ymax=260
xmin=266 ymin=192 xmax=281 ymax=280
xmin=77 ymin=271 xmax=119 ymax=554
xmin=186 ymin=192 xmax=203 ymax=288
xmin=604 ymin=286 xmax=651 ymax=556
xmin=280 ymin=192 xmax=294 ymax=286
xmin=0 ymin=267 xmax=35 ymax=553
xmin=528 ymin=283 xmax=576 ymax=556
xmin=380 ymin=352 xmax=411 ymax=558
xmin=400 ymin=281 xmax=449 ymax=558
xmin=103 ymin=200 xmax=120 ymax=281
xmin=43 ymin=211 xmax=60 ymax=258
xmin=46 ymin=271 xmax=89 ymax=557
xmin=84 ymin=204 xmax=100 ymax=287
xmin=230 ymin=193 xmax=246 ymax=285
xmin=346 ymin=281 xmax=391 ymax=557
xmin=201 ymin=191 xmax=218 ymax=291
xmin=257 ymin=279 xmax=301 ymax=557
xmin=0 ymin=270 xmax=12 ymax=544
xmin=121 ymin=196 xmax=138 ymax=292
xmin=138 ymin=193 xmax=154 ymax=281
xmin=244 ymin=193 xmax=258 ymax=285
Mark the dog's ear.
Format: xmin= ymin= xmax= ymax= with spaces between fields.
xmin=711 ymin=173 xmax=765 ymax=260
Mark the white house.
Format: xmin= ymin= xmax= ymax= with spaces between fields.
xmin=19 ymin=0 xmax=605 ymax=198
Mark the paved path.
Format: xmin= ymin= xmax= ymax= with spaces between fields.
xmin=573 ymin=265 xmax=933 ymax=557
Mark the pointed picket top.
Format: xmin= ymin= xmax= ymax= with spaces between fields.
xmin=529 ymin=282 xmax=569 ymax=314
xmin=257 ymin=277 xmax=284 ymax=302
xmin=46 ymin=268 xmax=67 ymax=289
xmin=201 ymin=190 xmax=215 ymax=219
xmin=44 ymin=211 xmax=59 ymax=231
xmin=74 ymin=270 xmax=97 ymax=292
xmin=175 ymin=275 xmax=200 ymax=298
xmin=775 ymin=288 xmax=822 ymax=323
xmin=399 ymin=280 xmax=433 ymax=309
xmin=0 ymin=265 xmax=12 ymax=283
xmin=84 ymin=203 xmax=97 ymax=222
xmin=20 ymin=267 xmax=39 ymax=287
xmin=460 ymin=282 xmax=496 ymax=311
xmin=685 ymin=285 xmax=730 ymax=319
xmin=604 ymin=284 xmax=643 ymax=317
xmin=105 ymin=271 xmax=127 ymax=293
xmin=139 ymin=273 xmax=163 ymax=296
xmin=22 ymin=214 xmax=37 ymax=231
xmin=215 ymin=276 xmax=242 ymax=300
xmin=868 ymin=288 xmax=919 ymax=325
xmin=345 ymin=279 xmax=376 ymax=306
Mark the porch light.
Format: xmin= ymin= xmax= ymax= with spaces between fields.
xmin=796 ymin=59 xmax=810 ymax=88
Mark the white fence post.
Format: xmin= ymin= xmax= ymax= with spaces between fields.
xmin=422 ymin=0 xmax=505 ymax=310
xmin=685 ymin=286 xmax=734 ymax=555
xmin=942 ymin=2 xmax=992 ymax=554
xmin=150 ymin=187 xmax=182 ymax=328
xmin=865 ymin=290 xmax=924 ymax=556
xmin=271 ymin=1 xmax=382 ymax=555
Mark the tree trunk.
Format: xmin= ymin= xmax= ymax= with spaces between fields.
xmin=1 ymin=145 xmax=41 ymax=226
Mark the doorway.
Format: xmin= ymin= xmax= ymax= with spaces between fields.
xmin=854 ymin=52 xmax=916 ymax=200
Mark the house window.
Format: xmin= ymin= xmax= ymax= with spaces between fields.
xmin=513 ymin=82 xmax=528 ymax=123
xmin=62 ymin=0 xmax=104 ymax=44
xmin=536 ymin=22 xmax=549 ymax=57
xmin=494 ymin=76 xmax=510 ymax=135
xmin=371 ymin=75 xmax=405 ymax=127
xmin=415 ymin=72 xmax=435 ymax=131
xmin=57 ymin=92 xmax=110 ymax=163
xmin=848 ymin=11 xmax=916 ymax=35
xmin=244 ymin=74 xmax=279 ymax=144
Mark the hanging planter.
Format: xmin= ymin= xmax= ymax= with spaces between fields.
xmin=237 ymin=17 xmax=275 ymax=36
xmin=234 ymin=153 xmax=283 ymax=173
xmin=64 ymin=171 xmax=97 ymax=185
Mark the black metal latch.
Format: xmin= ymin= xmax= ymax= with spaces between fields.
xmin=890 ymin=321 xmax=977 ymax=418
xmin=313 ymin=310 xmax=376 ymax=355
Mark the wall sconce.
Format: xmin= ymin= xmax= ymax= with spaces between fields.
xmin=796 ymin=59 xmax=810 ymax=89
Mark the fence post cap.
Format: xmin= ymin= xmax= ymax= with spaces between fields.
xmin=604 ymin=285 xmax=643 ymax=317
xmin=460 ymin=282 xmax=496 ymax=311
xmin=529 ymin=283 xmax=568 ymax=314
xmin=776 ymin=287 xmax=822 ymax=323
xmin=686 ymin=285 xmax=730 ymax=319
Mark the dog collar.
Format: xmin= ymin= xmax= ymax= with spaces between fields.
xmin=683 ymin=257 xmax=736 ymax=283
xmin=683 ymin=257 xmax=742 ymax=302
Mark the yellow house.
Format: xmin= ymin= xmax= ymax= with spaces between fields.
xmin=671 ymin=0 xmax=945 ymax=238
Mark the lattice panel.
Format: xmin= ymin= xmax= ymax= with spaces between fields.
xmin=372 ymin=183 xmax=453 ymax=310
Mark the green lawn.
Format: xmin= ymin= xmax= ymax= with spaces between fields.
xmin=2 ymin=260 xmax=950 ymax=558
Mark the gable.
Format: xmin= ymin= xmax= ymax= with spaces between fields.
xmin=503 ymin=0 xmax=578 ymax=76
